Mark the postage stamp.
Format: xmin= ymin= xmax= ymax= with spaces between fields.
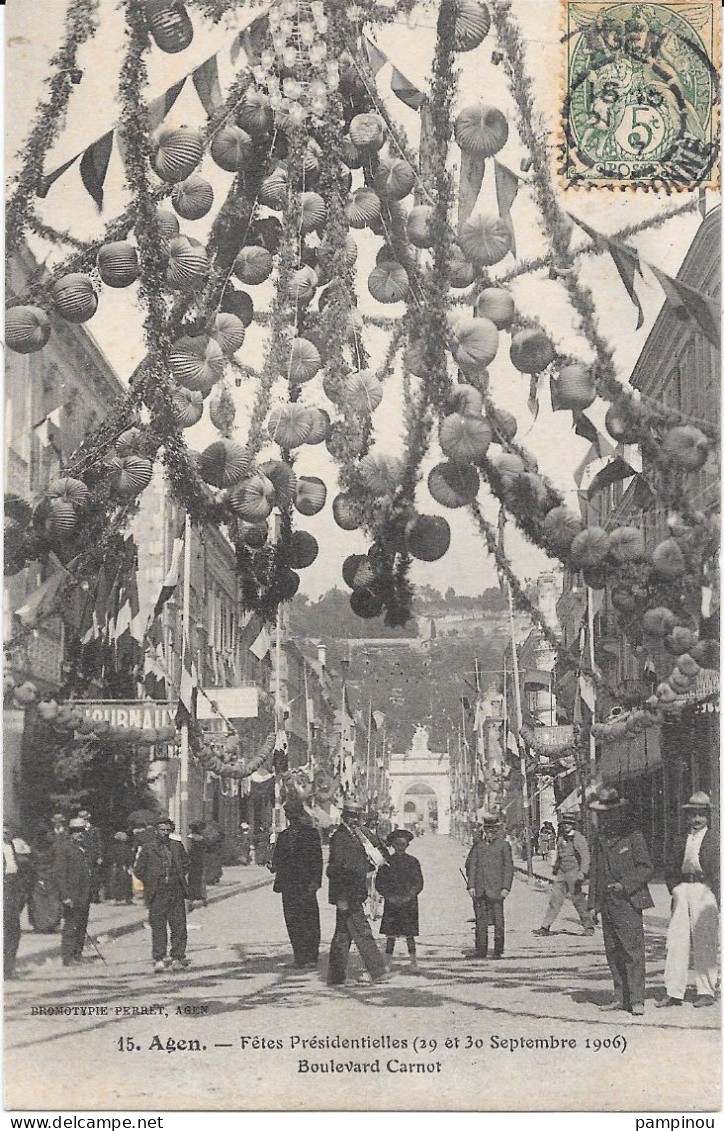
xmin=561 ymin=1 xmax=720 ymax=189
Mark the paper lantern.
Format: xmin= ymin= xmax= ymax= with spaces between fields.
xmin=373 ymin=156 xmax=415 ymax=201
xmin=14 ymin=681 xmax=38 ymax=707
xmin=407 ymin=514 xmax=451 ymax=562
xmin=169 ymin=335 xmax=225 ymax=395
xmin=459 ymin=212 xmax=512 ymax=266
xmin=510 ymin=471 xmax=549 ymax=512
xmin=221 ymin=285 xmax=254 ymax=326
xmin=582 ymin=563 xmax=608 ymax=590
xmin=268 ymin=404 xmax=314 ymax=448
xmin=51 ymin=274 xmax=97 ymax=323
xmin=145 ymin=0 xmax=193 ymax=53
xmin=211 ymin=124 xmax=253 ymax=172
xmin=605 ymin=398 xmax=642 ymax=444
xmin=37 ymin=699 xmax=59 ymax=722
xmin=152 ymin=126 xmax=203 ymax=182
xmin=287 ymin=337 xmax=321 ymax=383
xmin=171 ymin=386 xmax=204 ymax=427
xmin=109 ymin=455 xmax=153 ymax=498
xmin=5 ymin=306 xmax=51 ymax=354
xmin=656 ymin=682 xmax=678 ymax=704
xmin=455 ymin=102 xmax=508 ymax=157
xmin=240 ymin=521 xmax=268 ymax=550
xmin=171 ymin=174 xmax=213 ymax=220
xmin=428 ymin=462 xmax=479 ymax=508
xmin=454 ymin=0 xmax=491 ymax=51
xmin=277 ymin=568 xmax=301 ymax=601
xmin=287 ymin=265 xmax=318 ymax=303
xmin=259 ymin=460 xmax=298 ymax=509
xmin=166 ymin=236 xmax=209 ymax=290
xmin=449 ymin=244 xmax=475 ymax=288
xmin=349 ymin=113 xmax=385 ymax=150
xmin=295 ymin=476 xmax=327 ymax=516
xmin=661 ymin=425 xmax=709 ymax=471
xmin=199 ymin=440 xmax=251 ymax=488
xmin=451 ymin=315 xmax=499 ymax=373
xmin=300 ymin=191 xmax=327 ymax=234
xmin=440 ymin=412 xmax=492 ymax=462
xmin=474 ymin=288 xmax=514 ymax=330
xmin=208 ymin=383 xmax=236 ymax=433
xmin=97 ymin=242 xmax=140 ymax=288
xmin=492 ymin=452 xmax=525 ymax=482
xmin=368 ymin=261 xmax=409 ymax=304
xmin=258 ymin=166 xmax=288 ymax=210
xmin=404 ymin=339 xmax=426 ymax=378
xmin=288 ymin=530 xmax=318 ymax=570
xmin=542 ymin=506 xmax=582 ymax=553
xmin=554 ymin=364 xmax=596 ymax=411
xmin=350 ymin=587 xmax=384 ymax=619
xmin=228 ymin=474 xmax=275 ymax=521
xmin=664 ymin=625 xmax=698 ymax=655
xmin=333 ymin=492 xmax=361 ymax=530
xmin=488 ymin=406 xmax=518 ymax=442
xmin=676 ymin=653 xmax=701 ymax=679
xmin=569 ymin=526 xmax=610 ymax=568
xmin=238 ymin=89 xmax=273 ymax=137
xmin=343 ymin=554 xmax=377 ymax=590
xmin=359 ymin=452 xmax=404 ymax=496
xmin=233 ymin=245 xmax=273 ymax=286
xmin=210 ymin=312 xmax=245 ymax=357
xmin=44 ymin=498 xmax=78 ymax=539
xmin=652 ymin=537 xmax=686 ymax=580
xmin=449 ymin=383 xmax=483 ymax=417
xmin=346 ymin=188 xmax=382 ymax=229
xmin=304 ymin=407 xmax=330 ymax=445
xmin=344 ymin=371 xmax=384 ymax=414
xmin=642 ymin=606 xmax=677 ymax=637
xmin=340 ymin=137 xmax=363 ymax=168
xmin=47 ymin=477 xmax=90 ymax=508
xmin=510 ymin=328 xmax=555 ymax=374
xmin=407 ymin=205 xmax=434 ymax=249
xmin=668 ymin=669 xmax=693 ymax=693
xmin=608 ymin=526 xmax=645 ymax=562
xmin=691 ymin=639 xmax=719 ymax=668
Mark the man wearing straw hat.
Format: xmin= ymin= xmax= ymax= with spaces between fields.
xmin=532 ymin=812 xmax=595 ymax=937
xmin=587 ymin=787 xmax=654 ymax=1016
xmin=656 ymin=792 xmax=719 ymax=1009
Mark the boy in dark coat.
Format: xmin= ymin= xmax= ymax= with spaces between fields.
xmin=465 ymin=814 xmax=513 ymax=958
xmin=133 ymin=816 xmax=189 ymax=973
xmin=53 ymin=818 xmax=92 ymax=967
xmin=271 ymin=797 xmax=323 ymax=969
xmin=376 ymin=829 xmax=424 ymax=967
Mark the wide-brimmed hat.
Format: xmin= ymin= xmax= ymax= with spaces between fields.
xmin=588 ymin=787 xmax=627 ymax=811
xmin=69 ymin=818 xmax=86 ymax=830
xmin=682 ymin=792 xmax=712 ymax=810
xmin=342 ymin=798 xmax=364 ymax=815
xmin=386 ymin=828 xmax=413 ymax=845
xmin=482 ymin=813 xmax=501 ymax=827
xmin=239 ymin=822 xmax=250 ymax=830
xmin=155 ymin=815 xmax=174 ymax=829
xmin=51 ymin=813 xmax=66 ymax=825
xmin=114 ymin=831 xmax=128 ymax=841
xmin=559 ymin=811 xmax=582 ymax=824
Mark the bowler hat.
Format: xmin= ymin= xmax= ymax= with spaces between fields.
xmin=682 ymin=791 xmax=712 ymax=810
xmin=69 ymin=818 xmax=86 ymax=830
xmin=588 ymin=787 xmax=627 ymax=811
xmin=482 ymin=813 xmax=501 ymax=827
xmin=342 ymin=798 xmax=364 ymax=815
xmin=155 ymin=815 xmax=175 ymax=829
xmin=386 ymin=828 xmax=414 ymax=845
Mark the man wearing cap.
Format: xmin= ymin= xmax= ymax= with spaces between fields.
xmin=78 ymin=810 xmax=104 ymax=903
xmin=532 ymin=813 xmax=595 ymax=937
xmin=53 ymin=818 xmax=93 ymax=967
xmin=465 ymin=814 xmax=513 ymax=959
xmin=326 ymin=799 xmax=390 ymax=986
xmin=271 ymin=797 xmax=323 ymax=969
xmin=657 ymin=792 xmax=719 ymax=1009
xmin=587 ymin=788 xmax=654 ymax=1015
xmin=133 ymin=816 xmax=190 ymax=973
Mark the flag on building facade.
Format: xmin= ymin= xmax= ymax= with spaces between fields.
xmin=153 ymin=534 xmax=184 ymax=617
xmin=15 ymin=555 xmax=70 ymax=627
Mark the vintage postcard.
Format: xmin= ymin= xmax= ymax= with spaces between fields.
xmin=4 ymin=0 xmax=721 ymax=1114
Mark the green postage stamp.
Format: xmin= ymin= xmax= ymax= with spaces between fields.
xmin=562 ymin=1 xmax=720 ymax=189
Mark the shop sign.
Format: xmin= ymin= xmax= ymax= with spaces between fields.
xmin=533 ymin=724 xmax=574 ymax=751
xmin=75 ymin=700 xmax=176 ymax=729
xmin=196 ymin=685 xmax=259 ymax=720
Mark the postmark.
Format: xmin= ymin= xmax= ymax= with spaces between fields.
xmin=561 ymin=1 xmax=720 ymax=189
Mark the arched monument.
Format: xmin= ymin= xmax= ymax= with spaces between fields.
xmin=389 ymin=726 xmax=451 ymax=835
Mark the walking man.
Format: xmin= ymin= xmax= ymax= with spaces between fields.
xmin=465 ymin=813 xmax=513 ymax=959
xmin=4 ymin=824 xmax=24 ymax=979
xmin=327 ymin=799 xmax=390 ymax=986
xmin=533 ymin=813 xmax=595 ymax=937
xmin=271 ymin=797 xmax=323 ymax=969
xmin=657 ymin=792 xmax=719 ymax=1009
xmin=133 ymin=816 xmax=190 ymax=973
xmin=53 ymin=817 xmax=92 ymax=967
xmin=588 ymin=788 xmax=654 ymax=1016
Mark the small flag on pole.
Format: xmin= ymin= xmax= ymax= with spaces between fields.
xmin=153 ymin=534 xmax=184 ymax=617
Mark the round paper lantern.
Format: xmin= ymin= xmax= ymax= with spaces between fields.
xmin=582 ymin=563 xmax=608 ymax=590
xmin=108 ymin=455 xmax=153 ymax=498
xmin=488 ymin=406 xmax=518 ymax=442
xmin=542 ymin=506 xmax=582 ymax=553
xmin=14 ymin=681 xmax=38 ymax=707
xmin=350 ymin=587 xmax=384 ymax=619
xmin=171 ymin=174 xmax=213 ymax=220
xmin=340 ymin=136 xmax=362 ymax=168
xmin=428 ymin=462 xmax=479 ymax=508
xmin=172 ymin=386 xmax=204 ymax=427
xmin=676 ymin=652 xmax=701 ymax=679
xmin=642 ymin=606 xmax=677 ymax=637
xmin=455 ymin=102 xmax=508 ymax=157
xmin=221 ymin=285 xmax=254 ymax=326
xmin=555 ymin=364 xmax=596 ymax=411
xmin=300 ymin=191 xmax=327 ymax=234
xmin=305 ymin=407 xmax=330 ymax=445
xmin=440 ymin=412 xmax=492 ymax=462
xmin=255 ymin=461 xmax=295 ymax=510
xmin=294 ymin=476 xmax=327 ymax=516
xmin=238 ymin=89 xmax=272 ymax=137
xmin=359 ymin=452 xmax=404 ymax=496
xmin=664 ymin=626 xmax=698 ymax=655
xmin=258 ymin=166 xmax=288 ymax=210
xmin=156 ymin=208 xmax=180 ymax=249
xmin=97 ymin=241 xmax=139 ymax=288
xmin=288 ymin=531 xmax=319 ymax=570
xmin=343 ymin=554 xmax=376 ymax=590
xmin=277 ymin=568 xmax=300 ymax=601
xmin=404 ymin=339 xmax=426 ymax=378
xmin=605 ymin=399 xmax=642 ymax=444
xmin=51 ymin=274 xmax=97 ymax=323
xmin=287 ymin=265 xmax=318 ymax=303
xmin=691 ymin=639 xmax=719 ymax=668
xmin=349 ymin=113 xmax=385 ymax=150
xmin=287 ymin=337 xmax=321 ymax=383
xmin=169 ymin=335 xmax=224 ymax=395
xmin=333 ymin=492 xmax=361 ymax=530
xmin=510 ymin=328 xmax=555 ymax=374
xmin=407 ymin=205 xmax=434 ymax=249
xmin=368 ymin=261 xmax=409 ymax=304
xmin=6 ymin=496 xmax=35 ymax=530
xmin=199 ymin=440 xmax=250 ymax=488
xmin=240 ymin=521 xmax=268 ymax=550
xmin=449 ymin=244 xmax=475 ymax=288
xmin=346 ymin=188 xmax=382 ymax=230
xmin=37 ymin=698 xmax=59 ymax=722
xmin=211 ymin=125 xmax=253 ymax=173
xmin=656 ymin=682 xmax=678 ymax=704
xmin=234 ymin=245 xmax=273 ymax=286
xmin=145 ymin=0 xmax=193 ymax=53
xmin=667 ymin=668 xmax=693 ymax=694
xmin=661 ymin=425 xmax=709 ymax=471
xmin=608 ymin=526 xmax=645 ymax=562
xmin=652 ymin=537 xmax=686 ymax=580
xmin=475 ymin=287 xmax=514 ymax=330
xmin=208 ymin=383 xmax=236 ymax=433
xmin=228 ymin=474 xmax=275 ymax=521
xmin=344 ymin=371 xmax=383 ymax=414
xmin=5 ymin=306 xmax=50 ymax=353
xmin=152 ymin=126 xmax=203 ymax=182
xmin=407 ymin=514 xmax=451 ymax=562
xmin=47 ymin=477 xmax=90 ymax=508
xmin=44 ymin=498 xmax=78 ymax=539
xmin=166 ymin=236 xmax=209 ymax=290
xmin=454 ymin=0 xmax=491 ymax=51
xmin=511 ymin=471 xmax=549 ymax=511
xmin=210 ymin=312 xmax=245 ymax=356
xmin=492 ymin=452 xmax=525 ymax=483
xmin=449 ymin=383 xmax=483 ymax=417
xmin=373 ymin=156 xmax=415 ymax=201
xmin=459 ymin=212 xmax=512 ymax=266
xmin=570 ymin=526 xmax=610 ymax=568
xmin=268 ymin=404 xmax=314 ymax=448
xmin=451 ymin=315 xmax=499 ymax=373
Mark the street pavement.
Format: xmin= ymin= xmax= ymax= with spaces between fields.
xmin=5 ymin=835 xmax=720 ymax=1112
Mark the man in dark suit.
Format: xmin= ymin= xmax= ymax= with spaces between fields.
xmin=465 ymin=813 xmax=514 ymax=958
xmin=78 ymin=809 xmax=103 ymax=903
xmin=271 ymin=797 xmax=323 ymax=969
xmin=53 ymin=818 xmax=92 ymax=967
xmin=588 ymin=788 xmax=654 ymax=1016
xmin=327 ymin=799 xmax=390 ymax=986
xmin=133 ymin=816 xmax=189 ymax=973
xmin=4 ymin=824 xmax=24 ymax=979
xmin=657 ymin=791 xmax=719 ymax=1009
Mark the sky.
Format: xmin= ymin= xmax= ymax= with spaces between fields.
xmin=5 ymin=0 xmax=708 ymax=601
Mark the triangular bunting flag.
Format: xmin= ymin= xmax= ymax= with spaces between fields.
xmin=79 ymin=130 xmax=114 ymax=210
xmin=494 ymin=160 xmax=519 ymax=256
xmin=586 ymin=455 xmax=635 ymax=498
xmin=362 ymin=35 xmax=387 ymax=77
xmin=38 ymin=153 xmax=80 ymax=199
xmin=649 ymin=265 xmax=720 ymax=348
xmin=147 ymin=76 xmax=187 ymax=134
xmin=570 ymin=214 xmax=644 ymax=329
xmin=458 ymin=149 xmax=485 ymax=229
xmin=231 ymin=14 xmax=268 ymax=68
xmin=153 ymin=534 xmax=184 ymax=617
xmin=249 ymin=624 xmax=271 ymax=662
xmin=390 ymin=66 xmax=425 ymax=110
xmin=15 ymin=555 xmax=70 ymax=627
xmin=192 ymin=55 xmax=222 ymax=117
